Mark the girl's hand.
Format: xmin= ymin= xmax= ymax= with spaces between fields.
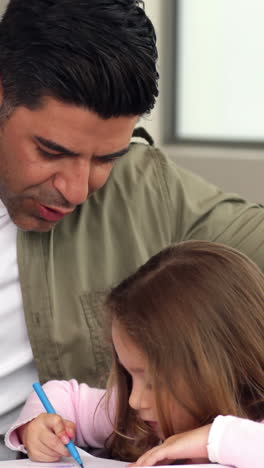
xmin=17 ymin=413 xmax=76 ymax=462
xmin=131 ymin=424 xmax=212 ymax=467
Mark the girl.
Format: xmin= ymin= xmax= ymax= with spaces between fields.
xmin=5 ymin=241 xmax=264 ymax=466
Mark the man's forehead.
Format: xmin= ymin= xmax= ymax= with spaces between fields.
xmin=7 ymin=96 xmax=138 ymax=148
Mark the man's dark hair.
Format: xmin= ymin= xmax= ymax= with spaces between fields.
xmin=0 ymin=0 xmax=159 ymax=119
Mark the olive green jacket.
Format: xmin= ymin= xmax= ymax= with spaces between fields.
xmin=17 ymin=141 xmax=264 ymax=387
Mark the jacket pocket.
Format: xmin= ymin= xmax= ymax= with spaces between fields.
xmin=80 ymin=290 xmax=112 ymax=388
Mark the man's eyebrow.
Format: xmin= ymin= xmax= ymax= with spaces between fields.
xmin=35 ymin=136 xmax=80 ymax=157
xmin=97 ymin=146 xmax=130 ymax=161
xmin=35 ymin=136 xmax=130 ymax=160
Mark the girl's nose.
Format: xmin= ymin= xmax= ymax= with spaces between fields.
xmin=129 ymin=386 xmax=150 ymax=411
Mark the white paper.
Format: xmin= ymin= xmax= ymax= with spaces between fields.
xmin=0 ymin=449 xmax=126 ymax=467
xmin=0 ymin=448 xmax=230 ymax=467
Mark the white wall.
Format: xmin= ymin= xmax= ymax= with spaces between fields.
xmin=139 ymin=0 xmax=163 ymax=145
xmin=177 ymin=0 xmax=264 ymax=141
xmin=144 ymin=0 xmax=264 ymax=202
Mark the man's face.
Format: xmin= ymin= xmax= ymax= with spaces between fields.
xmin=0 ymin=95 xmax=138 ymax=232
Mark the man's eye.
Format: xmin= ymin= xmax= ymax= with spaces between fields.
xmin=37 ymin=147 xmax=63 ymax=158
xmin=94 ymin=156 xmax=117 ymax=165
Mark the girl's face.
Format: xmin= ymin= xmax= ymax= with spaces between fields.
xmin=112 ymin=319 xmax=197 ymax=439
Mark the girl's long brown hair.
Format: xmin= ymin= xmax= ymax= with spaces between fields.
xmin=104 ymin=241 xmax=264 ymax=461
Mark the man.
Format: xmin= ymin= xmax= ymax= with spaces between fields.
xmin=0 ymin=0 xmax=264 ymax=460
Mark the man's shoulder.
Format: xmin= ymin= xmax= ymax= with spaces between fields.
xmin=99 ymin=141 xmax=181 ymax=198
xmin=89 ymin=142 xmax=173 ymax=207
xmin=111 ymin=141 xmax=171 ymax=178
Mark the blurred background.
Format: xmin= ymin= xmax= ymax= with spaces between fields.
xmin=1 ymin=0 xmax=263 ymax=200
xmin=143 ymin=0 xmax=264 ymax=201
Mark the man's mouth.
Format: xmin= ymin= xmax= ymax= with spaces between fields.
xmin=37 ymin=202 xmax=74 ymax=222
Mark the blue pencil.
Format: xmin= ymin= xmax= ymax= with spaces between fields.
xmin=33 ymin=382 xmax=84 ymax=468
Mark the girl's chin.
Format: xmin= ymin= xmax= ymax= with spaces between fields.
xmin=145 ymin=421 xmax=161 ymax=438
xmin=147 ymin=421 xmax=158 ymax=430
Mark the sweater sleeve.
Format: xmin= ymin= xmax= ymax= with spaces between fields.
xmin=5 ymin=379 xmax=116 ymax=453
xmin=207 ymin=415 xmax=264 ymax=468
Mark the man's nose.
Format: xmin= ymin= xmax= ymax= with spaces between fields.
xmin=53 ymin=159 xmax=90 ymax=206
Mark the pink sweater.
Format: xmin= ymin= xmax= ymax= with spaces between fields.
xmin=5 ymin=380 xmax=264 ymax=467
